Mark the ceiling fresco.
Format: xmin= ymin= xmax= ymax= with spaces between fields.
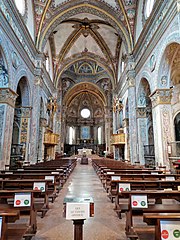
xmin=33 ymin=0 xmax=137 ymax=88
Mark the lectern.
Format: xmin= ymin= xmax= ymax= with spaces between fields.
xmin=63 ymin=197 xmax=94 ymax=240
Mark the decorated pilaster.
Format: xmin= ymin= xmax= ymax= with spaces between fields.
xmin=127 ymin=56 xmax=138 ymax=163
xmin=136 ymin=107 xmax=148 ymax=164
xmin=123 ymin=118 xmax=130 ymax=161
xmin=150 ymin=89 xmax=173 ymax=168
xmin=0 ymin=88 xmax=18 ymax=168
xmin=104 ymin=106 xmax=112 ymax=153
xmin=29 ymin=77 xmax=43 ymax=163
xmin=19 ymin=107 xmax=32 ymax=161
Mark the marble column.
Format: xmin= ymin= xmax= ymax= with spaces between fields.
xmin=136 ymin=107 xmax=148 ymax=165
xmin=29 ymin=77 xmax=42 ymax=163
xmin=104 ymin=107 xmax=112 ymax=153
xmin=150 ymin=89 xmax=173 ymax=168
xmin=123 ymin=118 xmax=130 ymax=161
xmin=0 ymin=88 xmax=18 ymax=169
xmin=127 ymin=74 xmax=138 ymax=164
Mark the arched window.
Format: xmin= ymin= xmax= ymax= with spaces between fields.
xmin=69 ymin=127 xmax=75 ymax=145
xmin=145 ymin=0 xmax=155 ymax=19
xmin=14 ymin=0 xmax=26 ymax=16
xmin=98 ymin=127 xmax=102 ymax=144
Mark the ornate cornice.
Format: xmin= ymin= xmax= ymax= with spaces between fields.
xmin=150 ymin=89 xmax=172 ymax=108
xmin=0 ymin=88 xmax=18 ymax=107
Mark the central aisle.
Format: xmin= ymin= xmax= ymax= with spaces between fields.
xmin=33 ymin=160 xmax=126 ymax=240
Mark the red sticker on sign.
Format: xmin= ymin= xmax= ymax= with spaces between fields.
xmin=16 ymin=200 xmax=21 ymax=205
xmin=120 ymin=188 xmax=124 ymax=192
xmin=161 ymin=230 xmax=169 ymax=239
xmin=34 ymin=187 xmax=39 ymax=190
xmin=132 ymin=201 xmax=138 ymax=206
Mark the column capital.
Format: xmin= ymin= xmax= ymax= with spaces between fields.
xmin=15 ymin=107 xmax=32 ymax=118
xmin=136 ymin=107 xmax=147 ymax=118
xmin=150 ymin=89 xmax=172 ymax=108
xmin=0 ymin=88 xmax=18 ymax=107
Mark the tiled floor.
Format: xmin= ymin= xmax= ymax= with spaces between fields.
xmin=32 ymin=160 xmax=127 ymax=240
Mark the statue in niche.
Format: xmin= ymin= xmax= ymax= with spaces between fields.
xmin=0 ymin=58 xmax=9 ymax=87
xmin=138 ymin=92 xmax=146 ymax=107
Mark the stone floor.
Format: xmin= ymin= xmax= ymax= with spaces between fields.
xmin=32 ymin=160 xmax=127 ymax=240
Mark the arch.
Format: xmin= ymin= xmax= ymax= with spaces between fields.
xmin=37 ymin=2 xmax=132 ymax=53
xmin=63 ymin=82 xmax=107 ymax=107
xmin=137 ymin=77 xmax=152 ymax=107
xmin=155 ymin=28 xmax=180 ymax=87
xmin=55 ymin=54 xmax=115 ymax=89
xmin=157 ymin=42 xmax=180 ymax=88
xmin=174 ymin=112 xmax=180 ymax=141
xmin=16 ymin=77 xmax=30 ymax=107
xmin=13 ymin=67 xmax=32 ymax=105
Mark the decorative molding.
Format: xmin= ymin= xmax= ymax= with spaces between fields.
xmin=150 ymin=89 xmax=172 ymax=108
xmin=0 ymin=88 xmax=18 ymax=107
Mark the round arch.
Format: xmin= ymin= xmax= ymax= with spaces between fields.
xmin=63 ymin=82 xmax=107 ymax=107
xmin=16 ymin=76 xmax=30 ymax=107
xmin=55 ymin=54 xmax=115 ymax=89
xmin=37 ymin=2 xmax=133 ymax=53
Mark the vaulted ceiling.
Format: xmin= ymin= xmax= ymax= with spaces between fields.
xmin=33 ymin=0 xmax=138 ymax=86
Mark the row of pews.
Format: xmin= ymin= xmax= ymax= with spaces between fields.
xmin=0 ymin=158 xmax=77 ymax=240
xmin=92 ymin=158 xmax=180 ymax=240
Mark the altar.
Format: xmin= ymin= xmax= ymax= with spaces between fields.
xmin=78 ymin=148 xmax=92 ymax=155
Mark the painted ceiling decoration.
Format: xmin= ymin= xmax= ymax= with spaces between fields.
xmin=33 ymin=0 xmax=138 ymax=88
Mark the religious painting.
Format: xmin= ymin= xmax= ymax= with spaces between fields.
xmin=81 ymin=126 xmax=90 ymax=139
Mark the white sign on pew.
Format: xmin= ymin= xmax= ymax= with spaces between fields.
xmin=66 ymin=202 xmax=90 ymax=220
xmin=119 ymin=183 xmax=131 ymax=193
xmin=45 ymin=176 xmax=54 ymax=183
xmin=33 ymin=182 xmax=46 ymax=192
xmin=0 ymin=216 xmax=2 ymax=238
xmin=131 ymin=195 xmax=148 ymax=208
xmin=165 ymin=176 xmax=175 ymax=181
xmin=107 ymin=172 xmax=115 ymax=175
xmin=5 ymin=172 xmax=13 ymax=174
xmin=151 ymin=172 xmax=158 ymax=175
xmin=160 ymin=220 xmax=180 ymax=239
xmin=111 ymin=176 xmax=121 ymax=181
xmin=14 ymin=192 xmax=31 ymax=207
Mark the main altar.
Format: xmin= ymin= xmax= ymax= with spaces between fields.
xmin=78 ymin=148 xmax=92 ymax=155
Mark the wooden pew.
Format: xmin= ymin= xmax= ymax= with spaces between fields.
xmin=0 ymin=173 xmax=60 ymax=202
xmin=110 ymin=179 xmax=180 ymax=208
xmin=0 ymin=210 xmax=20 ymax=240
xmin=143 ymin=213 xmax=180 ymax=240
xmin=119 ymin=190 xmax=180 ymax=239
xmin=104 ymin=172 xmax=178 ymax=192
xmin=0 ymin=190 xmax=40 ymax=239
xmin=0 ymin=179 xmax=53 ymax=217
